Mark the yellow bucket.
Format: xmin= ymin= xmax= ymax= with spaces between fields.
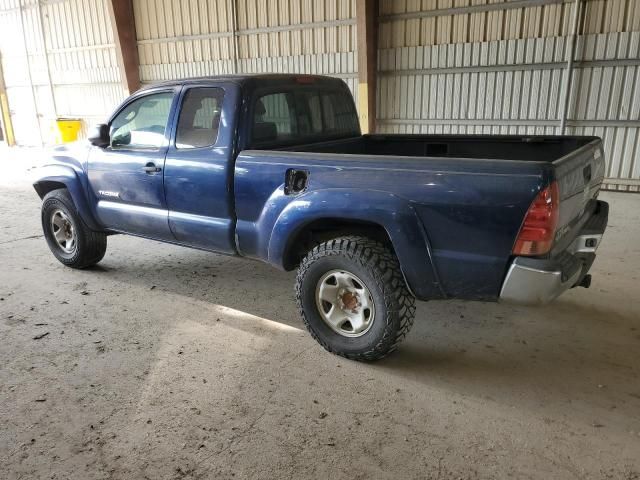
xmin=56 ymin=118 xmax=82 ymax=143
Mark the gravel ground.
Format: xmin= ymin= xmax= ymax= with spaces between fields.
xmin=1 ymin=149 xmax=639 ymax=479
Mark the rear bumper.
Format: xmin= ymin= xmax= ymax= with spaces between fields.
xmin=499 ymin=200 xmax=608 ymax=305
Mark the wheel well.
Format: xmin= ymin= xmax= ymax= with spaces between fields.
xmin=282 ymin=218 xmax=395 ymax=270
xmin=34 ymin=181 xmax=66 ymax=199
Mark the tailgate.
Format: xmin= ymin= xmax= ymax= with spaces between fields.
xmin=552 ymin=138 xmax=606 ymax=253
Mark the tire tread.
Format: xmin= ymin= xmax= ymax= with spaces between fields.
xmin=42 ymin=189 xmax=107 ymax=269
xmin=295 ymin=235 xmax=416 ymax=361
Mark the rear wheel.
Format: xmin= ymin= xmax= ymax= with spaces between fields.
xmin=41 ymin=189 xmax=107 ymax=268
xmin=295 ymin=236 xmax=416 ymax=361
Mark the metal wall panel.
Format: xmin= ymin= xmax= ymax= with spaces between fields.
xmin=377 ymin=0 xmax=640 ymax=191
xmin=1 ymin=0 xmax=45 ymax=144
xmin=133 ymin=0 xmax=358 ymax=103
xmin=42 ymin=0 xmax=125 ymax=137
xmin=0 ymin=0 xmax=125 ymax=145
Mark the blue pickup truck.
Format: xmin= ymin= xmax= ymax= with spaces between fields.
xmin=34 ymin=74 xmax=608 ymax=360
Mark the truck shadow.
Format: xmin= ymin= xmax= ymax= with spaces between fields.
xmin=380 ymin=299 xmax=640 ymax=426
xmin=96 ymin=235 xmax=640 ymax=424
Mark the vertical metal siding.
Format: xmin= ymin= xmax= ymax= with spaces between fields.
xmin=1 ymin=0 xmax=45 ymax=144
xmin=0 ymin=0 xmax=126 ymax=144
xmin=133 ymin=0 xmax=358 ymax=104
xmin=42 ymin=0 xmax=125 ymax=137
xmin=377 ymin=0 xmax=640 ymax=192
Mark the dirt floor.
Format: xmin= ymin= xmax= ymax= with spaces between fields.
xmin=1 ymin=148 xmax=639 ymax=479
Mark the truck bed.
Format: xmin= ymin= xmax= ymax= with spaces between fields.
xmin=284 ymin=134 xmax=596 ymax=163
xmin=236 ymin=133 xmax=604 ymax=301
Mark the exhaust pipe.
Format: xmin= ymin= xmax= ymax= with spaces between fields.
xmin=577 ymin=274 xmax=591 ymax=289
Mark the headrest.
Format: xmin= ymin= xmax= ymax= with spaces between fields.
xmin=254 ymin=99 xmax=267 ymax=116
xmin=252 ymin=122 xmax=278 ymax=144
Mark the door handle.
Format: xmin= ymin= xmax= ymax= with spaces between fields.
xmin=143 ymin=162 xmax=161 ymax=173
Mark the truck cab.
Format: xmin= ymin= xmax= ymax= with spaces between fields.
xmin=85 ymin=80 xmax=240 ymax=253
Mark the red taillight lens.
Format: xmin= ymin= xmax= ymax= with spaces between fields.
xmin=513 ymin=182 xmax=560 ymax=256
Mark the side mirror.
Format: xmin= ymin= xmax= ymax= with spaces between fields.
xmin=88 ymin=123 xmax=110 ymax=147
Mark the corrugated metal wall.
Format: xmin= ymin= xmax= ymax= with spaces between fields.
xmin=377 ymin=0 xmax=640 ymax=191
xmin=0 ymin=0 xmax=125 ymax=145
xmin=133 ymin=0 xmax=358 ymax=102
xmin=0 ymin=0 xmax=47 ymax=145
xmin=1 ymin=0 xmax=638 ymax=193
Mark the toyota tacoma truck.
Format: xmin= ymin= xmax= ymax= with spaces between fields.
xmin=34 ymin=74 xmax=609 ymax=360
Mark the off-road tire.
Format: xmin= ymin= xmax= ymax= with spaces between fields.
xmin=295 ymin=236 xmax=416 ymax=361
xmin=41 ymin=189 xmax=107 ymax=268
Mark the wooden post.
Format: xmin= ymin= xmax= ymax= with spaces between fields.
xmin=108 ymin=0 xmax=140 ymax=94
xmin=0 ymin=53 xmax=16 ymax=145
xmin=356 ymin=0 xmax=378 ymax=134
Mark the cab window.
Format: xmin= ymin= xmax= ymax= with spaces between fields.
xmin=110 ymin=92 xmax=174 ymax=149
xmin=176 ymin=88 xmax=225 ymax=149
xmin=252 ymin=92 xmax=296 ymax=145
xmin=250 ymin=87 xmax=359 ymax=148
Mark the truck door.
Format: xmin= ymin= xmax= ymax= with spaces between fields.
xmin=87 ymin=88 xmax=178 ymax=241
xmin=163 ymin=83 xmax=239 ymax=254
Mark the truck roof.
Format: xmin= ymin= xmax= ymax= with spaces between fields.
xmin=140 ymin=74 xmax=346 ymax=91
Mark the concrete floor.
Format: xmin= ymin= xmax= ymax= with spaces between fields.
xmin=1 ymin=151 xmax=639 ymax=479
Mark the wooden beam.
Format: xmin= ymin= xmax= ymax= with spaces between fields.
xmin=0 ymin=56 xmax=16 ymax=146
xmin=356 ymin=0 xmax=378 ymax=134
xmin=108 ymin=0 xmax=140 ymax=94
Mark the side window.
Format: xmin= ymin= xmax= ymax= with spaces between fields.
xmin=176 ymin=87 xmax=225 ymax=149
xmin=296 ymin=91 xmax=323 ymax=135
xmin=308 ymin=94 xmax=323 ymax=132
xmin=322 ymin=91 xmax=359 ymax=133
xmin=110 ymin=92 xmax=174 ymax=149
xmin=250 ymin=87 xmax=359 ymax=148
xmin=321 ymin=94 xmax=336 ymax=130
xmin=252 ymin=92 xmax=295 ymax=145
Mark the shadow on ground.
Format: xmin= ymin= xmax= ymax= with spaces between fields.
xmin=83 ymin=235 xmax=640 ymax=422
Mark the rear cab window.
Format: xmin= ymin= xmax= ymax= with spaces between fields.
xmin=249 ymin=85 xmax=359 ymax=149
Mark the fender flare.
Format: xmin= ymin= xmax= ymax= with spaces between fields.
xmin=33 ymin=164 xmax=102 ymax=231
xmin=267 ymin=189 xmax=444 ymax=300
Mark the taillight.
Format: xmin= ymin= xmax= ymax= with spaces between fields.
xmin=295 ymin=76 xmax=315 ymax=84
xmin=513 ymin=182 xmax=560 ymax=256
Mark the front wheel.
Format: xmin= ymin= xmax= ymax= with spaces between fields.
xmin=41 ymin=189 xmax=107 ymax=268
xmin=295 ymin=236 xmax=416 ymax=361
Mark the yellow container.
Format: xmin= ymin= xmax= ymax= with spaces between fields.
xmin=56 ymin=118 xmax=82 ymax=143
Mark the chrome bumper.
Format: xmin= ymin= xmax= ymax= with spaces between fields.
xmin=499 ymin=200 xmax=608 ymax=305
xmin=499 ymin=260 xmax=583 ymax=304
